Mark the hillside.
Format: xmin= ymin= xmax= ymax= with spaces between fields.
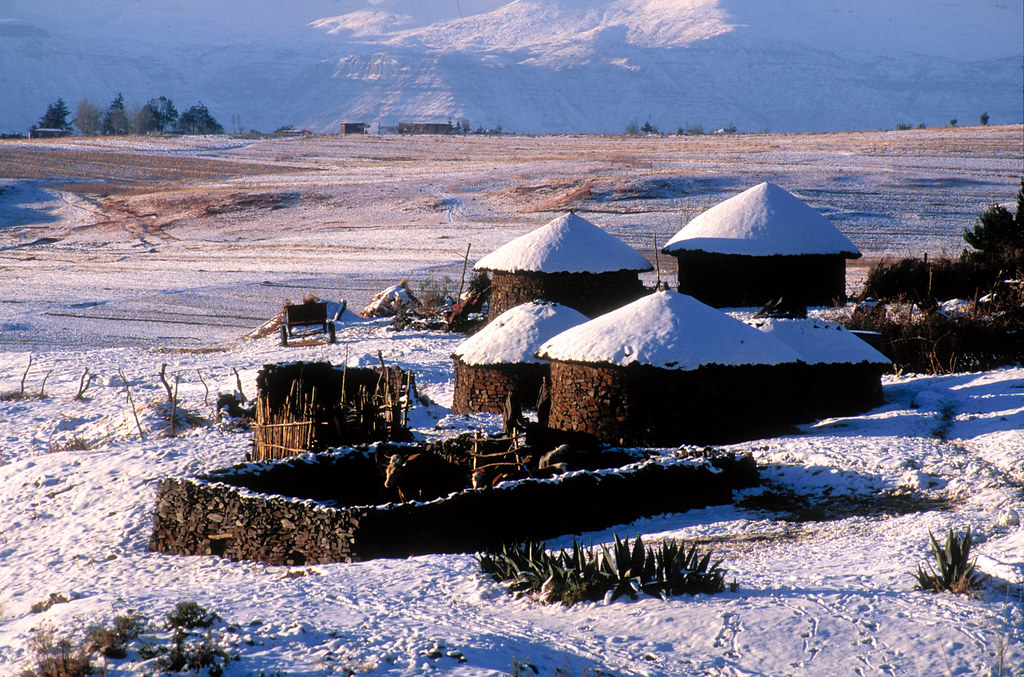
xmin=1 ymin=0 xmax=1021 ymax=135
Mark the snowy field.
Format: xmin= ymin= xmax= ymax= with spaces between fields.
xmin=0 ymin=128 xmax=1022 ymax=675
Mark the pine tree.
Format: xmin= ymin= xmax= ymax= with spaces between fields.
xmin=979 ymin=112 xmax=990 ymax=126
xmin=38 ymin=98 xmax=73 ymax=131
xmin=102 ymin=93 xmax=130 ymax=135
xmin=176 ymin=103 xmax=224 ymax=135
xmin=144 ymin=96 xmax=179 ymax=133
xmin=963 ymin=179 xmax=1024 ymax=257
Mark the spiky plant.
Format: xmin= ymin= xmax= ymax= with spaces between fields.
xmin=913 ymin=528 xmax=987 ymax=595
xmin=478 ymin=534 xmax=727 ymax=605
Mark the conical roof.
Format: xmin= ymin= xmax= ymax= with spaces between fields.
xmin=536 ymin=290 xmax=802 ymax=371
xmin=453 ymin=301 xmax=588 ymax=366
xmin=745 ymin=317 xmax=891 ymax=366
xmin=474 ymin=212 xmax=653 ymax=274
xmin=662 ymin=182 xmax=861 ymax=258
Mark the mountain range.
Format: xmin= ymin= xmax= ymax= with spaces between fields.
xmin=2 ymin=0 xmax=1021 ymax=135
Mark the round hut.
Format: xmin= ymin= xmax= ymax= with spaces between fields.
xmin=745 ymin=317 xmax=891 ymax=418
xmin=662 ymin=182 xmax=861 ymax=308
xmin=474 ymin=212 xmax=653 ymax=319
xmin=451 ymin=301 xmax=588 ymax=415
xmin=535 ymin=289 xmax=805 ymax=446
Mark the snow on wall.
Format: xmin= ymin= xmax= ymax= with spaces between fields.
xmin=746 ymin=317 xmax=891 ymax=366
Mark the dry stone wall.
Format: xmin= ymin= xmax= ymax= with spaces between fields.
xmin=451 ymin=359 xmax=547 ymax=414
xmin=671 ymin=251 xmax=849 ymax=308
xmin=150 ymin=452 xmax=758 ymax=565
xmin=548 ymin=361 xmax=814 ymax=446
xmin=489 ymin=270 xmax=647 ymax=319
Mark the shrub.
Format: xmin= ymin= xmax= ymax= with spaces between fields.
xmin=417 ymin=274 xmax=455 ymax=316
xmin=844 ymin=283 xmax=1024 ymax=374
xmin=158 ymin=632 xmax=233 ymax=676
xmin=85 ymin=612 xmax=146 ymax=659
xmin=859 ymin=254 xmax=1021 ymax=305
xmin=22 ymin=624 xmax=95 ymax=677
xmin=166 ymin=601 xmax=219 ymax=630
xmin=963 ymin=179 xmax=1024 ymax=258
xmin=466 ymin=270 xmax=491 ymax=300
xmin=913 ymin=528 xmax=987 ymax=595
xmin=478 ymin=534 xmax=729 ymax=606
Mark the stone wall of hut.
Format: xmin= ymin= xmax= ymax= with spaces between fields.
xmin=671 ymin=252 xmax=849 ymax=307
xmin=547 ymin=361 xmax=810 ymax=446
xmin=451 ymin=358 xmax=547 ymax=414
xmin=547 ymin=360 xmax=887 ymax=446
xmin=488 ymin=270 xmax=647 ymax=319
xmin=149 ymin=453 xmax=758 ymax=565
xmin=798 ymin=363 xmax=886 ymax=418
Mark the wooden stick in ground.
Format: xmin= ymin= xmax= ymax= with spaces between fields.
xmin=653 ymin=233 xmax=661 ymax=289
xmin=118 ymin=367 xmax=145 ymax=440
xmin=233 ymin=367 xmax=247 ymax=404
xmin=19 ymin=355 xmax=33 ymax=398
xmin=75 ymin=367 xmax=93 ymax=400
xmin=456 ymin=242 xmax=472 ymax=301
xmin=170 ymin=375 xmax=179 ymax=438
xmin=402 ymin=371 xmax=412 ymax=427
xmin=196 ymin=370 xmax=210 ymax=407
xmin=159 ymin=364 xmax=176 ymax=437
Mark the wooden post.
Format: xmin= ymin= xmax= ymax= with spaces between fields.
xmin=653 ymin=234 xmax=661 ymax=289
xmin=456 ymin=243 xmax=472 ymax=301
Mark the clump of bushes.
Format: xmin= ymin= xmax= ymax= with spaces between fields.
xmin=20 ymin=602 xmax=235 ymax=677
xmin=858 ymin=254 xmax=1020 ymax=307
xmin=913 ymin=528 xmax=987 ymax=595
xmin=22 ymin=623 xmax=96 ymax=677
xmin=845 ymin=283 xmax=1023 ymax=373
xmin=845 ymin=179 xmax=1024 ymax=374
xmin=478 ymin=534 xmax=730 ymax=606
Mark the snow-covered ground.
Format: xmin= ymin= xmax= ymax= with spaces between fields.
xmin=0 ymin=326 xmax=1021 ymax=675
xmin=0 ymin=130 xmax=1022 ymax=675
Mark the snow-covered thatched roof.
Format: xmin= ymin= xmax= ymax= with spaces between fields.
xmin=536 ymin=290 xmax=802 ymax=370
xmin=745 ymin=317 xmax=891 ymax=366
xmin=474 ymin=212 xmax=653 ymax=274
xmin=453 ymin=301 xmax=588 ymax=366
xmin=662 ymin=182 xmax=861 ymax=258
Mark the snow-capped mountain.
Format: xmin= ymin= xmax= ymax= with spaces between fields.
xmin=1 ymin=0 xmax=1021 ymax=135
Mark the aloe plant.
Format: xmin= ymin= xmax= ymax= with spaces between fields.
xmin=913 ymin=527 xmax=987 ymax=595
xmin=478 ymin=534 xmax=728 ymax=605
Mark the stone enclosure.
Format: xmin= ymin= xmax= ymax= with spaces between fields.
xmin=150 ymin=448 xmax=758 ymax=565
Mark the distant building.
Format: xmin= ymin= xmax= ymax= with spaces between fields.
xmin=29 ymin=128 xmax=71 ymax=139
xmin=339 ymin=122 xmax=369 ymax=135
xmin=397 ymin=122 xmax=455 ymax=135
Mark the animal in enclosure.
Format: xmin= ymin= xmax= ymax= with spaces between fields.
xmin=383 ymin=451 xmax=468 ymax=502
xmin=524 ymin=423 xmax=600 ymax=455
xmin=538 ymin=444 xmax=573 ymax=471
xmin=470 ymin=462 xmax=531 ymax=489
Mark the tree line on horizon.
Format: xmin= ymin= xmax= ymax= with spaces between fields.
xmin=35 ymin=94 xmax=224 ymax=136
